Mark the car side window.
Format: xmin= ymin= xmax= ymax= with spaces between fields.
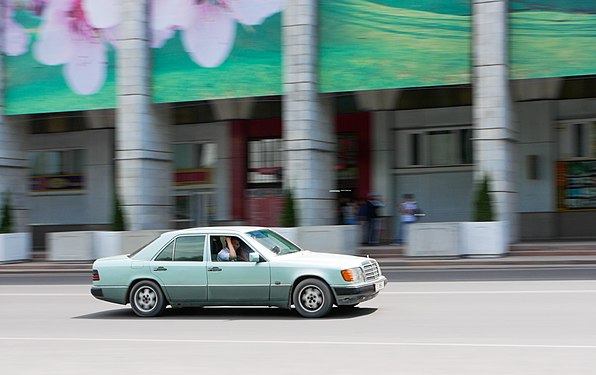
xmin=174 ymin=235 xmax=205 ymax=262
xmin=154 ymin=241 xmax=174 ymax=261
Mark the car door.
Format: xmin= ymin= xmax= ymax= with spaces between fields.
xmin=150 ymin=235 xmax=208 ymax=304
xmin=206 ymin=235 xmax=271 ymax=303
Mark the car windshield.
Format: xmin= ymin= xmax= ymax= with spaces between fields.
xmin=247 ymin=229 xmax=301 ymax=255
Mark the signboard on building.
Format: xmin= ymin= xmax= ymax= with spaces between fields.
xmin=556 ymin=160 xmax=596 ymax=211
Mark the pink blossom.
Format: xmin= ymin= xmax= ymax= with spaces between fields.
xmin=149 ymin=0 xmax=180 ymax=48
xmin=158 ymin=0 xmax=286 ymax=67
xmin=32 ymin=0 xmax=119 ymax=95
xmin=3 ymin=1 xmax=30 ymax=56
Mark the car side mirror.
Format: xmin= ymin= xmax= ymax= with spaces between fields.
xmin=248 ymin=252 xmax=260 ymax=263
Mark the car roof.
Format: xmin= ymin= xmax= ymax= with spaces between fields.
xmin=165 ymin=226 xmax=269 ymax=236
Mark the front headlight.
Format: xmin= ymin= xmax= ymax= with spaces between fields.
xmin=341 ymin=267 xmax=364 ymax=282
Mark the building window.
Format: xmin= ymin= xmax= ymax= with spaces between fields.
xmin=30 ymin=112 xmax=87 ymax=133
xmin=248 ymin=138 xmax=282 ymax=186
xmin=398 ymin=127 xmax=473 ymax=168
xmin=173 ymin=143 xmax=217 ymax=186
xmin=30 ymin=149 xmax=85 ymax=192
xmin=558 ymin=121 xmax=596 ymax=160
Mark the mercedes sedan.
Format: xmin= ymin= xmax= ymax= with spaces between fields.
xmin=91 ymin=226 xmax=387 ymax=318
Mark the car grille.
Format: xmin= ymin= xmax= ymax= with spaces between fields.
xmin=362 ymin=259 xmax=381 ymax=281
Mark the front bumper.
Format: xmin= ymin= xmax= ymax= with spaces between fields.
xmin=332 ymin=277 xmax=388 ymax=306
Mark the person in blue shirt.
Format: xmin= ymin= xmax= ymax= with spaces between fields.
xmin=398 ymin=194 xmax=418 ymax=245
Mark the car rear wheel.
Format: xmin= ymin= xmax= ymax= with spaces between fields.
xmin=129 ymin=280 xmax=167 ymax=317
xmin=293 ymin=278 xmax=333 ymax=318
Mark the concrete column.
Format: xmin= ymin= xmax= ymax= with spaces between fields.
xmin=0 ymin=2 xmax=28 ymax=232
xmin=116 ymin=0 xmax=172 ymax=230
xmin=473 ymin=0 xmax=519 ymax=242
xmin=282 ymin=0 xmax=335 ymax=226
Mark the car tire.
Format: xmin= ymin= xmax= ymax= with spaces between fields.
xmin=129 ymin=280 xmax=167 ymax=317
xmin=293 ymin=278 xmax=334 ymax=318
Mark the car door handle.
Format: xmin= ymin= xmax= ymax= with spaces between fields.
xmin=208 ymin=267 xmax=222 ymax=272
xmin=153 ymin=266 xmax=167 ymax=271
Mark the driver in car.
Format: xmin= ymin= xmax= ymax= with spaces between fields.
xmin=217 ymin=236 xmax=252 ymax=261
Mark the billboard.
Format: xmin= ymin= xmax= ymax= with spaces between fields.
xmin=510 ymin=0 xmax=596 ymax=79
xmin=319 ymin=0 xmax=472 ymax=93
xmin=3 ymin=1 xmax=595 ymax=115
xmin=3 ymin=0 xmax=285 ymax=115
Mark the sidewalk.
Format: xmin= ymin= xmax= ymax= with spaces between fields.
xmin=359 ymin=241 xmax=596 ymax=269
xmin=1 ymin=241 xmax=596 ymax=273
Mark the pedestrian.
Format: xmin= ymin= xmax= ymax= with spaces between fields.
xmin=342 ymin=198 xmax=357 ymax=225
xmin=357 ymin=198 xmax=368 ymax=244
xmin=366 ymin=193 xmax=384 ymax=245
xmin=397 ymin=193 xmax=419 ymax=245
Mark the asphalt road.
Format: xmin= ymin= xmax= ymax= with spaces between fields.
xmin=2 ymin=266 xmax=596 ymax=285
xmin=1 ymin=270 xmax=596 ymax=374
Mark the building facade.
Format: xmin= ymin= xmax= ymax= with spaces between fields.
xmin=0 ymin=0 xmax=595 ymax=255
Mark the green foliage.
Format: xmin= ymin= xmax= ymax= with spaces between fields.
xmin=0 ymin=191 xmax=13 ymax=234
xmin=112 ymin=193 xmax=126 ymax=231
xmin=473 ymin=174 xmax=495 ymax=222
xmin=280 ymin=190 xmax=298 ymax=227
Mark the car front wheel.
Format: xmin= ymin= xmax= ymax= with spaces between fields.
xmin=293 ymin=278 xmax=333 ymax=318
xmin=129 ymin=280 xmax=167 ymax=317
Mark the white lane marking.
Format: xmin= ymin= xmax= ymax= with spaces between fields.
xmin=0 ymin=337 xmax=594 ymax=349
xmin=2 ymin=290 xmax=596 ymax=297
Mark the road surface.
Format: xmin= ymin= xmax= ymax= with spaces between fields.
xmin=1 ymin=271 xmax=595 ymax=374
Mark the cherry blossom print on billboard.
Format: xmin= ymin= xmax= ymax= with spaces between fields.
xmin=2 ymin=0 xmax=30 ymax=56
xmin=32 ymin=0 xmax=119 ymax=95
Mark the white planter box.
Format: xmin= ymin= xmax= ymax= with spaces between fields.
xmin=407 ymin=222 xmax=460 ymax=257
xmin=0 ymin=233 xmax=31 ymax=262
xmin=48 ymin=231 xmax=95 ymax=261
xmin=408 ymin=221 xmax=508 ymax=258
xmin=50 ymin=230 xmax=169 ymax=261
xmin=119 ymin=230 xmax=168 ymax=255
xmin=271 ymin=227 xmax=300 ymax=245
xmin=94 ymin=230 xmax=168 ymax=259
xmin=274 ymin=225 xmax=360 ymax=255
xmin=93 ymin=231 xmax=124 ymax=259
xmin=460 ymin=221 xmax=507 ymax=257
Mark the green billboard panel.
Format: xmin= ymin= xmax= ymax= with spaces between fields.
xmin=319 ymin=0 xmax=472 ymax=93
xmin=4 ymin=0 xmax=284 ymax=115
xmin=510 ymin=1 xmax=596 ymax=80
xmin=151 ymin=1 xmax=284 ymax=104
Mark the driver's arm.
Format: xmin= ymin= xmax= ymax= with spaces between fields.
xmin=226 ymin=237 xmax=237 ymax=260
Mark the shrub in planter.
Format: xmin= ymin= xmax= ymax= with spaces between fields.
xmin=0 ymin=191 xmax=13 ymax=234
xmin=280 ymin=190 xmax=298 ymax=227
xmin=0 ymin=192 xmax=31 ymax=261
xmin=112 ymin=193 xmax=127 ymax=231
xmin=473 ymin=174 xmax=495 ymax=222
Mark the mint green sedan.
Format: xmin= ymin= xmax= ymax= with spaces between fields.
xmin=91 ymin=227 xmax=387 ymax=318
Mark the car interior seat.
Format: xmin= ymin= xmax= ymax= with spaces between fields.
xmin=210 ymin=236 xmax=223 ymax=261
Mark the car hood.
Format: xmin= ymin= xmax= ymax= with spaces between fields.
xmin=271 ymin=250 xmax=369 ymax=268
